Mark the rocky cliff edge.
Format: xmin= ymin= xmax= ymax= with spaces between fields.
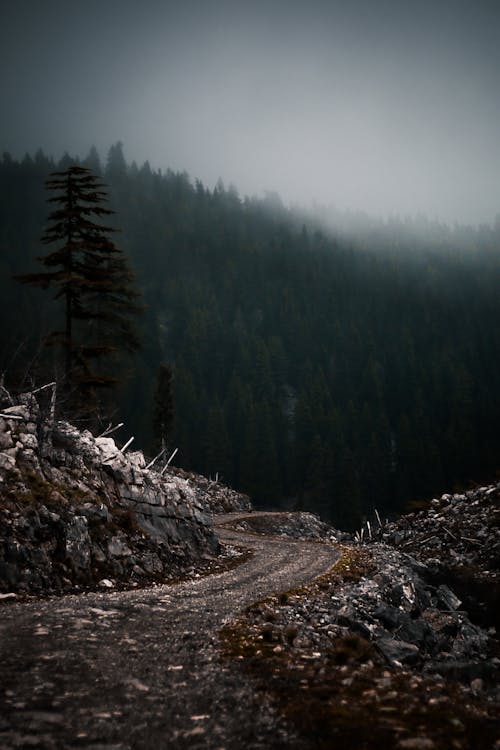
xmin=0 ymin=391 xmax=250 ymax=597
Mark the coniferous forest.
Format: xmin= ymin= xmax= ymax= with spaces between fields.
xmin=1 ymin=145 xmax=499 ymax=528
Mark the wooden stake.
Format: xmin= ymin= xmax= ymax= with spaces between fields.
xmin=120 ymin=436 xmax=134 ymax=453
xmin=145 ymin=447 xmax=167 ymax=470
xmin=160 ymin=447 xmax=178 ymax=475
xmin=98 ymin=422 xmax=124 ymax=438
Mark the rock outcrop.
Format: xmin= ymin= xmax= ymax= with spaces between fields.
xmin=167 ymin=467 xmax=252 ymax=515
xmin=0 ymin=392 xmax=247 ymax=596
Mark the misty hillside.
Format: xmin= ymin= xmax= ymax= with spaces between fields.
xmin=1 ymin=147 xmax=500 ymax=528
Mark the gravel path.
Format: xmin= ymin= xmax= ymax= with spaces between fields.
xmin=0 ymin=516 xmax=339 ymax=749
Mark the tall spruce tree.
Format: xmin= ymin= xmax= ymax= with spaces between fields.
xmin=16 ymin=165 xmax=140 ymax=420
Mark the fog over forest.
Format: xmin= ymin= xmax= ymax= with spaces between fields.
xmin=1 ymin=0 xmax=500 ymax=527
xmin=1 ymin=0 xmax=499 ymax=225
xmin=1 ymin=145 xmax=500 ymax=527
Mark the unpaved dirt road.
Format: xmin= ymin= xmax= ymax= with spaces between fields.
xmin=0 ymin=516 xmax=339 ymax=749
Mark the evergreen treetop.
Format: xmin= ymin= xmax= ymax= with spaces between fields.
xmin=16 ymin=164 xmax=141 ymax=422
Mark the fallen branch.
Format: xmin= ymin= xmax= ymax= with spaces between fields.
xmin=401 ymin=534 xmax=437 ymax=548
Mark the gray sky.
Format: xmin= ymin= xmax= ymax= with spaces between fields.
xmin=2 ymin=0 xmax=499 ymax=224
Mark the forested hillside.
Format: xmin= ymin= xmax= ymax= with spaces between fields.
xmin=1 ymin=146 xmax=499 ymax=528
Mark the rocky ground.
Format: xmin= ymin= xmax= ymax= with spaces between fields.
xmin=378 ymin=483 xmax=500 ymax=632
xmin=222 ymin=542 xmax=499 ymax=749
xmin=381 ymin=483 xmax=500 ymax=575
xmin=217 ymin=509 xmax=348 ymax=542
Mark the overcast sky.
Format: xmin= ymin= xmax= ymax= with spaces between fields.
xmin=2 ymin=0 xmax=499 ymax=224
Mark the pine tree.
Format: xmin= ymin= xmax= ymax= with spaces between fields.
xmin=16 ymin=164 xmax=141 ymax=419
xmin=152 ymin=363 xmax=174 ymax=453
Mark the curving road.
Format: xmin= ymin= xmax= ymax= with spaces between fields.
xmin=0 ymin=515 xmax=339 ymax=749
